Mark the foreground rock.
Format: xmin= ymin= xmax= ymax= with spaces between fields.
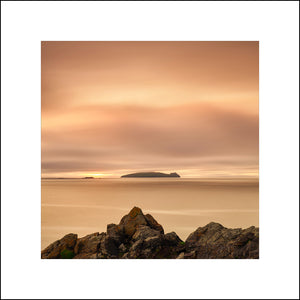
xmin=184 ymin=222 xmax=259 ymax=259
xmin=41 ymin=207 xmax=259 ymax=259
xmin=41 ymin=233 xmax=78 ymax=259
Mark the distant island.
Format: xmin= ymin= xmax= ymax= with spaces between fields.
xmin=83 ymin=177 xmax=94 ymax=179
xmin=121 ymin=172 xmax=180 ymax=178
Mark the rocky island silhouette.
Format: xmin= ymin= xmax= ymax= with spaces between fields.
xmin=121 ymin=172 xmax=180 ymax=178
xmin=41 ymin=207 xmax=259 ymax=259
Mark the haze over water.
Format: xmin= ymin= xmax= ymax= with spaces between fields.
xmin=41 ymin=178 xmax=258 ymax=249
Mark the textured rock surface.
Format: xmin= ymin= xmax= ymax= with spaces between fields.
xmin=184 ymin=222 xmax=259 ymax=259
xmin=118 ymin=207 xmax=148 ymax=237
xmin=74 ymin=232 xmax=104 ymax=259
xmin=41 ymin=233 xmax=78 ymax=259
xmin=41 ymin=207 xmax=259 ymax=259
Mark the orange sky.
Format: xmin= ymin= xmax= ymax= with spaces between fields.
xmin=41 ymin=41 xmax=259 ymax=178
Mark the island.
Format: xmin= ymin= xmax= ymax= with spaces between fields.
xmin=83 ymin=177 xmax=94 ymax=179
xmin=121 ymin=172 xmax=180 ymax=178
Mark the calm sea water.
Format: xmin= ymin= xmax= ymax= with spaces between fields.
xmin=41 ymin=178 xmax=259 ymax=249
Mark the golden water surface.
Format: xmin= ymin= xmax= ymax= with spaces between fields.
xmin=41 ymin=178 xmax=259 ymax=249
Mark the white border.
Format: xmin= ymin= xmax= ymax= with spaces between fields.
xmin=1 ymin=1 xmax=299 ymax=299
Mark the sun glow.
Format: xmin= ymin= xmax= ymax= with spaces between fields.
xmin=83 ymin=173 xmax=113 ymax=178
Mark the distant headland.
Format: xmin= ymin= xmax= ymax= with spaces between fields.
xmin=121 ymin=172 xmax=180 ymax=178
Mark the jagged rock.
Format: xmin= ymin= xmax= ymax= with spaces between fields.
xmin=132 ymin=225 xmax=161 ymax=241
xmin=106 ymin=223 xmax=124 ymax=246
xmin=125 ymin=225 xmax=163 ymax=259
xmin=185 ymin=223 xmax=259 ymax=259
xmin=144 ymin=235 xmax=162 ymax=249
xmin=126 ymin=231 xmax=184 ymax=259
xmin=131 ymin=239 xmax=144 ymax=252
xmin=230 ymin=226 xmax=259 ymax=259
xmin=145 ymin=214 xmax=164 ymax=234
xmin=126 ymin=236 xmax=158 ymax=259
xmin=118 ymin=207 xmax=164 ymax=238
xmin=73 ymin=232 xmax=104 ymax=259
xmin=41 ymin=233 xmax=77 ymax=259
xmin=41 ymin=207 xmax=259 ymax=259
xmin=100 ymin=235 xmax=119 ymax=258
xmin=164 ymin=232 xmax=182 ymax=246
xmin=118 ymin=207 xmax=148 ymax=237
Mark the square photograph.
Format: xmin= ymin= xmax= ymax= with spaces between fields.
xmin=41 ymin=41 xmax=259 ymax=259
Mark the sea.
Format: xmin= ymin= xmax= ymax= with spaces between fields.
xmin=41 ymin=178 xmax=259 ymax=249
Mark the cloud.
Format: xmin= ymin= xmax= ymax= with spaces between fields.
xmin=41 ymin=42 xmax=258 ymax=177
xmin=41 ymin=103 xmax=258 ymax=176
xmin=41 ymin=41 xmax=258 ymax=112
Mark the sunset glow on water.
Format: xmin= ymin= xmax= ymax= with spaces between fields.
xmin=41 ymin=178 xmax=258 ymax=249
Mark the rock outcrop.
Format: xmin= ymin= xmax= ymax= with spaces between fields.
xmin=41 ymin=233 xmax=78 ymax=259
xmin=184 ymin=222 xmax=259 ymax=259
xmin=41 ymin=207 xmax=259 ymax=259
xmin=121 ymin=172 xmax=180 ymax=178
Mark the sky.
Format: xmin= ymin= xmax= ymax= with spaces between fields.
xmin=41 ymin=41 xmax=259 ymax=178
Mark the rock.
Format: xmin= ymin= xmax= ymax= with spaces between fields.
xmin=164 ymin=232 xmax=183 ymax=245
xmin=127 ymin=232 xmax=184 ymax=259
xmin=132 ymin=225 xmax=161 ymax=241
xmin=107 ymin=223 xmax=118 ymax=237
xmin=118 ymin=207 xmax=148 ymax=237
xmin=157 ymin=232 xmax=185 ymax=259
xmin=145 ymin=214 xmax=164 ymax=234
xmin=119 ymin=243 xmax=127 ymax=253
xmin=176 ymin=252 xmax=185 ymax=259
xmin=73 ymin=232 xmax=104 ymax=259
xmin=126 ymin=225 xmax=164 ymax=259
xmin=144 ymin=235 xmax=162 ymax=249
xmin=126 ymin=236 xmax=160 ymax=259
xmin=121 ymin=172 xmax=180 ymax=178
xmin=122 ymin=252 xmax=130 ymax=259
xmin=230 ymin=226 xmax=259 ymax=259
xmin=41 ymin=233 xmax=77 ymax=259
xmin=184 ymin=251 xmax=197 ymax=259
xmin=126 ymin=239 xmax=144 ymax=258
xmin=118 ymin=207 xmax=164 ymax=238
xmin=184 ymin=223 xmax=259 ymax=259
xmin=130 ymin=239 xmax=144 ymax=252
xmin=100 ymin=235 xmax=119 ymax=258
xmin=41 ymin=207 xmax=259 ymax=259
xmin=106 ymin=223 xmax=124 ymax=246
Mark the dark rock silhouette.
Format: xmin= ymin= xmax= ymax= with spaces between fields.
xmin=41 ymin=207 xmax=259 ymax=259
xmin=121 ymin=172 xmax=180 ymax=178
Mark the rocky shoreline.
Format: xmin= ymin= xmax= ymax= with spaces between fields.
xmin=41 ymin=207 xmax=259 ymax=259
